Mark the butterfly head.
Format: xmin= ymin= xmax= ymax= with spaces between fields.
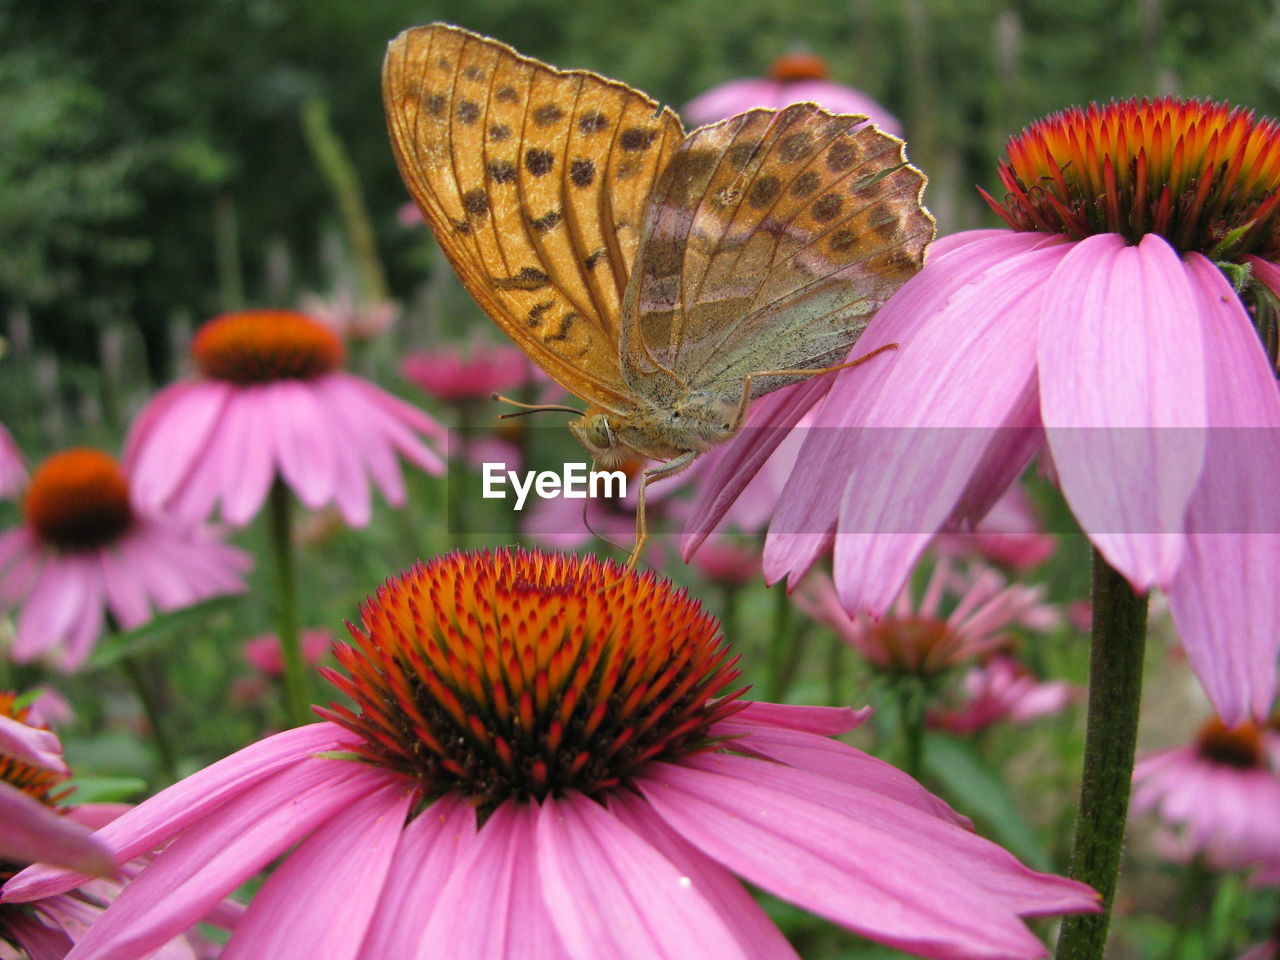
xmin=569 ymin=410 xmax=628 ymax=467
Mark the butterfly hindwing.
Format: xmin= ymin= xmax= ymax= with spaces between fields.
xmin=383 ymin=23 xmax=686 ymax=412
xmin=624 ymin=102 xmax=934 ymax=403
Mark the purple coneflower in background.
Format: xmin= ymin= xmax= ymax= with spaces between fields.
xmin=1132 ymin=716 xmax=1280 ymax=871
xmin=0 ymin=448 xmax=249 ymax=670
xmin=684 ymin=50 xmax=901 ymax=135
xmin=930 ymin=655 xmax=1079 ymax=736
xmin=0 ymin=424 xmax=25 ymax=501
xmin=401 ymin=336 xmax=529 ymax=404
xmin=5 ymin=549 xmax=1097 ymax=960
xmin=125 ymin=310 xmax=445 ymax=529
xmin=694 ymin=97 xmax=1280 ymax=725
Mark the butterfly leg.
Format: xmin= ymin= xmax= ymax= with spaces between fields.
xmin=729 ymin=343 xmax=899 ymax=431
xmin=627 ymin=450 xmax=700 ymax=570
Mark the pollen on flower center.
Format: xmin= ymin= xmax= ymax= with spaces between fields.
xmin=1195 ymin=717 xmax=1265 ymax=769
xmin=768 ymin=51 xmax=828 ymax=83
xmin=23 ymin=449 xmax=133 ymax=550
xmin=193 ymin=310 xmax=345 ymax=384
xmin=984 ymin=97 xmax=1280 ymax=258
xmin=319 ymin=549 xmax=746 ymax=810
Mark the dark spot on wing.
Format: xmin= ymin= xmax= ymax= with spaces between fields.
xmin=525 ymin=148 xmax=555 ymax=176
xmin=829 ymin=228 xmax=857 ymax=253
xmin=584 ymin=249 xmax=607 ymax=270
xmin=570 ymin=158 xmax=596 ymax=187
xmin=488 ymin=123 xmax=511 ymax=142
xmin=530 ymin=209 xmax=562 ymax=232
xmin=579 ymin=111 xmax=609 ymax=133
xmin=727 ymin=140 xmax=761 ymax=169
xmin=748 ymin=174 xmax=781 ymax=209
xmin=493 ymin=267 xmax=551 ymax=291
xmin=496 ymin=86 xmax=520 ymax=104
xmin=527 ymin=301 xmax=553 ymax=327
xmin=463 ymin=66 xmax=486 ymax=81
xmin=424 ymin=93 xmax=447 ymax=117
xmin=534 ymin=103 xmax=565 ymax=126
xmin=456 ymin=100 xmax=481 ymax=124
xmin=463 ymin=188 xmax=490 ymax=216
xmin=436 ymin=57 xmax=452 ymax=71
xmin=451 ymin=218 xmax=471 ymax=235
xmin=790 ymin=170 xmax=821 ymax=198
xmin=827 ymin=140 xmax=859 ymax=172
xmin=487 ymin=159 xmax=517 ymax=184
xmin=544 ymin=312 xmax=579 ymax=342
xmin=812 ymin=193 xmax=844 ymax=222
xmin=619 ymin=127 xmax=658 ymax=151
xmin=778 ymin=131 xmax=816 ymax=163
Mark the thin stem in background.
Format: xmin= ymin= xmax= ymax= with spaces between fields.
xmin=121 ymin=652 xmax=177 ymax=783
xmin=1055 ymin=548 xmax=1150 ymax=960
xmin=267 ymin=478 xmax=310 ymax=727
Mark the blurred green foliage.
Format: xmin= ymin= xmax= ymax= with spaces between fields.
xmin=3 ymin=0 xmax=1279 ymax=372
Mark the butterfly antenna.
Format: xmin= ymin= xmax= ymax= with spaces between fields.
xmin=490 ymin=393 xmax=581 ymax=420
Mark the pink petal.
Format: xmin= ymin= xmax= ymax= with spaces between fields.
xmin=536 ymin=792 xmax=748 ymax=960
xmin=765 ymin=232 xmax=1067 ymax=598
xmin=220 ymin=778 xmax=414 ymax=960
xmin=266 ymin=381 xmax=337 ymax=511
xmin=217 ymin=387 xmax=277 ymax=526
xmin=125 ymin=383 xmax=231 ymax=512
xmin=1165 ymin=254 xmax=1280 ymax=724
xmin=14 ymin=556 xmax=93 ymax=663
xmin=5 ymin=911 xmax=75 ymax=960
xmin=58 ymin=560 xmax=106 ymax=670
xmin=357 ymin=796 xmax=477 ymax=958
xmin=640 ymin=755 xmax=1096 ymax=958
xmin=99 ymin=545 xmax=153 ymax=630
xmin=0 ymin=713 xmax=67 ymax=773
xmin=337 ymin=374 xmax=446 ymax=475
xmin=418 ymin=800 xmax=572 ymax=959
xmin=0 ymin=783 xmax=114 ymax=875
xmin=1245 ymin=254 xmax=1280 ymax=300
xmin=728 ymin=700 xmax=870 ymax=736
xmin=317 ymin=375 xmax=408 ymax=505
xmin=607 ymin=791 xmax=800 ymax=960
xmin=4 ymin=723 xmax=361 ymax=904
xmin=1039 ymin=233 xmax=1207 ymax=590
xmin=62 ymin=758 xmax=392 ymax=960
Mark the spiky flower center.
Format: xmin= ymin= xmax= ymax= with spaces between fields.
xmin=1196 ymin=717 xmax=1265 ymax=769
xmin=0 ymin=693 xmax=70 ymax=883
xmin=865 ymin=615 xmax=957 ymax=675
xmin=193 ymin=310 xmax=345 ymax=384
xmin=985 ymin=97 xmax=1280 ymax=258
xmin=23 ymin=449 xmax=133 ymax=550
xmin=769 ymin=51 xmax=828 ymax=83
xmin=320 ymin=549 xmax=745 ymax=811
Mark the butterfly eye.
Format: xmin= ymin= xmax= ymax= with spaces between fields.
xmin=587 ymin=414 xmax=614 ymax=448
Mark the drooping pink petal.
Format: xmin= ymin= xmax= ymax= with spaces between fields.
xmin=357 ymin=796 xmax=478 ymax=959
xmin=99 ymin=544 xmax=153 ymax=630
xmin=61 ymin=758 xmax=391 ymax=960
xmin=14 ymin=556 xmax=93 ymax=663
xmin=337 ymin=374 xmax=446 ymax=475
xmin=0 ymin=783 xmax=114 ymax=876
xmin=640 ymin=755 xmax=1096 ymax=958
xmin=607 ymin=791 xmax=800 ymax=960
xmin=536 ymin=791 xmax=748 ymax=960
xmin=266 ymin=380 xmax=338 ymax=512
xmin=59 ymin=558 xmax=106 ymax=670
xmin=765 ymin=232 xmax=1067 ymax=599
xmin=0 ymin=713 xmax=67 ymax=773
xmin=1039 ymin=233 xmax=1207 ymax=590
xmin=417 ymin=799 xmax=572 ymax=959
xmin=218 ymin=386 xmax=277 ymax=526
xmin=316 ymin=375 xmax=405 ymax=507
xmin=1164 ymin=254 xmax=1280 ymax=725
xmin=3 ymin=723 xmax=361 ymax=904
xmin=220 ymin=778 xmax=414 ymax=960
xmin=125 ymin=382 xmax=231 ymax=512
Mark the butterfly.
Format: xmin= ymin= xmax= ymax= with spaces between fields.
xmin=383 ymin=23 xmax=934 ymax=559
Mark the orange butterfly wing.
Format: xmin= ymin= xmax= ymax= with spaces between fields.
xmin=383 ymin=23 xmax=686 ymax=414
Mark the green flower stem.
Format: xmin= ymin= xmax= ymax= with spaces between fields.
xmin=267 ymin=478 xmax=310 ymax=727
xmin=121 ymin=652 xmax=177 ymax=782
xmin=1056 ymin=548 xmax=1150 ymax=960
xmin=765 ymin=586 xmax=810 ymax=701
xmin=895 ymin=677 xmax=928 ymax=781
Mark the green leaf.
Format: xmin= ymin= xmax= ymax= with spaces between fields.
xmin=63 ymin=776 xmax=147 ymax=803
xmin=85 ymin=594 xmax=243 ymax=670
xmin=924 ymin=733 xmax=1051 ymax=871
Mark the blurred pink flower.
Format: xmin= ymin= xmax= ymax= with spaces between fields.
xmin=1132 ymin=717 xmax=1280 ymax=870
xmin=0 ymin=449 xmax=250 ymax=671
xmin=935 ymin=485 xmax=1057 ymax=571
xmin=401 ymin=338 xmax=530 ymax=403
xmin=694 ymin=98 xmax=1280 ymax=726
xmin=684 ymin=51 xmax=901 ymax=135
xmin=1239 ymin=934 xmax=1280 ymax=960
xmin=6 ymin=550 xmax=1097 ymax=959
xmin=0 ymin=423 xmax=25 ymax=500
xmin=796 ymin=559 xmax=1060 ymax=676
xmin=929 ymin=655 xmax=1079 ymax=734
xmin=297 ymin=289 xmax=400 ymax=343
xmin=242 ymin=629 xmax=333 ymax=676
xmin=686 ymin=536 xmax=760 ymax=586
xmin=125 ymin=310 xmax=445 ymax=529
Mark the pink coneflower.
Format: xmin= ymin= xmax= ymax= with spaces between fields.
xmin=0 ymin=449 xmax=250 ymax=671
xmin=125 ymin=310 xmax=445 ymax=528
xmin=935 ymin=485 xmax=1057 ymax=572
xmin=0 ymin=423 xmax=25 ymax=500
xmin=703 ymin=97 xmax=1280 ymax=725
xmin=796 ymin=559 xmax=1060 ymax=676
xmin=0 ymin=694 xmax=233 ymax=959
xmin=1132 ymin=717 xmax=1280 ymax=870
xmin=242 ymin=629 xmax=332 ymax=676
xmin=929 ymin=655 xmax=1079 ymax=735
xmin=684 ymin=50 xmax=901 ymax=135
xmin=401 ymin=337 xmax=529 ymax=404
xmin=5 ymin=549 xmax=1097 ymax=960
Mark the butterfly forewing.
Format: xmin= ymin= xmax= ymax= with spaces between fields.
xmin=383 ymin=24 xmax=685 ymax=412
xmin=625 ymin=102 xmax=934 ymax=401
